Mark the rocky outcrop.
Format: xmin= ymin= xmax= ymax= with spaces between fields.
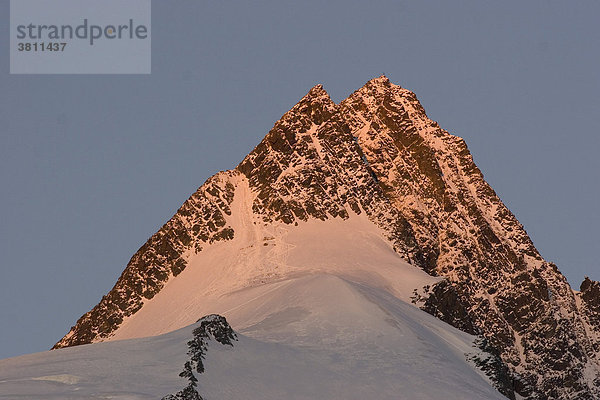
xmin=55 ymin=77 xmax=600 ymax=399
xmin=576 ymin=278 xmax=600 ymax=371
xmin=162 ymin=314 xmax=237 ymax=400
xmin=468 ymin=337 xmax=516 ymax=400
xmin=419 ymin=280 xmax=476 ymax=335
xmin=580 ymin=277 xmax=600 ymax=329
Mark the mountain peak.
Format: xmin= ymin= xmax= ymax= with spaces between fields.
xmin=306 ymin=83 xmax=327 ymax=95
xmin=369 ymin=74 xmax=391 ymax=85
xmin=298 ymin=84 xmax=336 ymax=111
xmin=342 ymin=75 xmax=419 ymax=116
xmin=273 ymin=83 xmax=337 ymax=129
xmin=54 ymin=78 xmax=600 ymax=399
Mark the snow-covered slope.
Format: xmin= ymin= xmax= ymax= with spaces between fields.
xmin=110 ymin=177 xmax=438 ymax=341
xmin=0 ymin=274 xmax=506 ymax=400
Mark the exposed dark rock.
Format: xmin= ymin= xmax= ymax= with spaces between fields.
xmin=580 ymin=277 xmax=600 ymax=316
xmin=421 ymin=280 xmax=476 ymax=335
xmin=467 ymin=337 xmax=516 ymax=400
xmin=577 ymin=277 xmax=600 ymax=354
xmin=162 ymin=315 xmax=237 ymax=400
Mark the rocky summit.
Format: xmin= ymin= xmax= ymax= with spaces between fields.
xmin=54 ymin=77 xmax=599 ymax=399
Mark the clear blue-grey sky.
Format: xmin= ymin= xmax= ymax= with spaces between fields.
xmin=1 ymin=1 xmax=598 ymax=359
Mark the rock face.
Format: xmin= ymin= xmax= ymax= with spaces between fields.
xmin=339 ymin=78 xmax=599 ymax=399
xmin=55 ymin=77 xmax=599 ymax=399
xmin=580 ymin=278 xmax=600 ymax=331
xmin=576 ymin=277 xmax=600 ymax=386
